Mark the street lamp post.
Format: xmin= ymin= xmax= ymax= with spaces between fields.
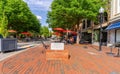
xmin=99 ymin=7 xmax=104 ymax=51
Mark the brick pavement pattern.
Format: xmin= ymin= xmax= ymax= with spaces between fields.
xmin=0 ymin=44 xmax=120 ymax=74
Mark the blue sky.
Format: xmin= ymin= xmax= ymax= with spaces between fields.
xmin=24 ymin=0 xmax=53 ymax=26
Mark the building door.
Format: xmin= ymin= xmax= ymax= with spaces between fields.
xmin=102 ymin=32 xmax=107 ymax=45
xmin=110 ymin=30 xmax=115 ymax=44
xmin=116 ymin=29 xmax=120 ymax=42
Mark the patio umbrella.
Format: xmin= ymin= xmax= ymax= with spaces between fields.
xmin=8 ymin=30 xmax=17 ymax=33
xmin=71 ymin=31 xmax=77 ymax=36
xmin=52 ymin=32 xmax=59 ymax=35
xmin=21 ymin=32 xmax=31 ymax=36
xmin=53 ymin=28 xmax=65 ymax=32
xmin=63 ymin=30 xmax=72 ymax=33
xmin=8 ymin=30 xmax=17 ymax=38
xmin=63 ymin=30 xmax=77 ymax=36
xmin=52 ymin=32 xmax=62 ymax=36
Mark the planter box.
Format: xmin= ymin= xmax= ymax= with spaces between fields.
xmin=46 ymin=49 xmax=69 ymax=60
xmin=0 ymin=38 xmax=17 ymax=52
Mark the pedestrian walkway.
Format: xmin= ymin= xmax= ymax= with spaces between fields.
xmin=0 ymin=42 xmax=40 ymax=62
xmin=0 ymin=44 xmax=120 ymax=74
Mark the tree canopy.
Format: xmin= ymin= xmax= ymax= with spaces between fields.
xmin=47 ymin=0 xmax=107 ymax=29
xmin=40 ymin=26 xmax=51 ymax=38
xmin=0 ymin=0 xmax=41 ymax=37
xmin=47 ymin=0 xmax=107 ymax=44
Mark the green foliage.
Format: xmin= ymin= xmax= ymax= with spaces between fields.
xmin=47 ymin=0 xmax=107 ymax=29
xmin=47 ymin=0 xmax=74 ymax=29
xmin=40 ymin=26 xmax=50 ymax=37
xmin=0 ymin=13 xmax=8 ymax=38
xmin=47 ymin=0 xmax=107 ymax=44
xmin=0 ymin=0 xmax=41 ymax=38
xmin=0 ymin=0 xmax=8 ymax=38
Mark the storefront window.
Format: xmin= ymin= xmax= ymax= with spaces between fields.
xmin=87 ymin=20 xmax=91 ymax=27
xmin=93 ymin=30 xmax=99 ymax=42
xmin=119 ymin=0 xmax=120 ymax=13
xmin=82 ymin=20 xmax=85 ymax=29
xmin=116 ymin=0 xmax=120 ymax=14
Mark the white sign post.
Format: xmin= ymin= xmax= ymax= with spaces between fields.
xmin=51 ymin=43 xmax=64 ymax=50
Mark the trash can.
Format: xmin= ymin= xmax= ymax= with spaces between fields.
xmin=0 ymin=38 xmax=17 ymax=52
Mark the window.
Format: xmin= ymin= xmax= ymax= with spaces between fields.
xmin=112 ymin=0 xmax=120 ymax=16
xmin=104 ymin=12 xmax=108 ymax=22
xmin=111 ymin=0 xmax=115 ymax=16
xmin=82 ymin=20 xmax=85 ymax=29
xmin=115 ymin=0 xmax=120 ymax=14
xmin=87 ymin=20 xmax=91 ymax=27
xmin=119 ymin=0 xmax=120 ymax=13
xmin=116 ymin=30 xmax=120 ymax=42
xmin=115 ymin=0 xmax=117 ymax=14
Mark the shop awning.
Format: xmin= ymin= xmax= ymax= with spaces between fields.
xmin=106 ymin=22 xmax=120 ymax=30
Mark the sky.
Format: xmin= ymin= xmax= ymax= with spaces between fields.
xmin=24 ymin=0 xmax=53 ymax=27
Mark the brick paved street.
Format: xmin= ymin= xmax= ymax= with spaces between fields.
xmin=0 ymin=44 xmax=120 ymax=74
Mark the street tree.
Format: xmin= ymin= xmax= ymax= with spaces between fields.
xmin=0 ymin=0 xmax=8 ymax=38
xmin=47 ymin=0 xmax=107 ymax=44
xmin=0 ymin=0 xmax=41 ymax=38
xmin=40 ymin=26 xmax=50 ymax=38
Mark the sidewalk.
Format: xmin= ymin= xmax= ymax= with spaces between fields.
xmin=0 ymin=44 xmax=120 ymax=74
xmin=0 ymin=43 xmax=40 ymax=62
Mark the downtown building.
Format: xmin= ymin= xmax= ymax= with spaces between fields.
xmin=79 ymin=11 xmax=108 ymax=45
xmin=73 ymin=0 xmax=119 ymax=46
xmin=106 ymin=0 xmax=120 ymax=46
xmin=79 ymin=0 xmax=120 ymax=46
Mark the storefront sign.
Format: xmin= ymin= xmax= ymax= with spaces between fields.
xmin=51 ymin=43 xmax=64 ymax=50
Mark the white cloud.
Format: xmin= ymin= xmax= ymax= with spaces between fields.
xmin=36 ymin=15 xmax=42 ymax=20
xmin=44 ymin=23 xmax=49 ymax=26
xmin=49 ymin=28 xmax=52 ymax=31
xmin=41 ymin=23 xmax=49 ymax=26
xmin=23 ymin=0 xmax=53 ymax=26
xmin=24 ymin=0 xmax=53 ymax=10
